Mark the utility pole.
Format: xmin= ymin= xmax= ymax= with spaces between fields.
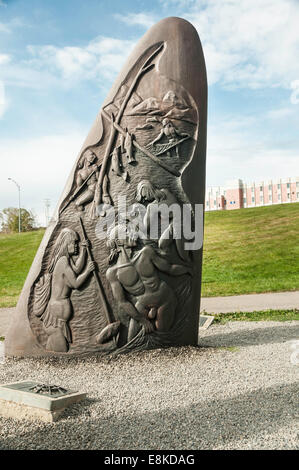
xmin=44 ymin=199 xmax=50 ymax=227
xmin=8 ymin=178 xmax=21 ymax=233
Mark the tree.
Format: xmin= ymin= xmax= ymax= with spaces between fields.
xmin=0 ymin=207 xmax=37 ymax=233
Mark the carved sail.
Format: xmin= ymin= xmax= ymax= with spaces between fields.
xmin=5 ymin=17 xmax=207 ymax=357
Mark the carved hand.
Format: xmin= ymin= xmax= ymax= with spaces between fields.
xmin=140 ymin=317 xmax=155 ymax=334
xmin=87 ymin=261 xmax=96 ymax=273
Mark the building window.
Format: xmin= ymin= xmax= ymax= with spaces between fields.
xmin=287 ymin=183 xmax=290 ymax=188
xmin=296 ymin=182 xmax=299 ymax=188
xmin=206 ymin=201 xmax=209 ymax=207
xmin=251 ymin=187 xmax=254 ymax=193
xmin=278 ymin=194 xmax=281 ymax=200
xmin=214 ymin=200 xmax=216 ymax=206
xmin=269 ymin=194 xmax=272 ymax=201
xmin=260 ymin=186 xmax=263 ymax=191
xmin=277 ymin=184 xmax=281 ymax=189
xmin=297 ymin=193 xmax=299 ymax=199
xmin=269 ymin=185 xmax=272 ymax=191
xmin=252 ymin=197 xmax=255 ymax=203
xmin=243 ymin=198 xmax=246 ymax=203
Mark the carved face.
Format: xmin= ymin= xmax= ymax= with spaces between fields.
xmin=67 ymin=239 xmax=79 ymax=256
xmin=109 ymin=224 xmax=138 ymax=248
xmin=86 ymin=151 xmax=96 ymax=164
xmin=136 ymin=180 xmax=156 ymax=203
xmin=162 ymin=118 xmax=173 ymax=128
xmin=125 ymin=230 xmax=138 ymax=248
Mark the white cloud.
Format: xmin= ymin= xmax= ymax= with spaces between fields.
xmin=0 ymin=53 xmax=10 ymax=65
xmin=290 ymin=80 xmax=299 ymax=104
xmin=26 ymin=36 xmax=136 ymax=86
xmin=206 ymin=114 xmax=299 ymax=186
xmin=114 ymin=12 xmax=157 ymax=29
xmin=0 ymin=132 xmax=86 ymax=224
xmin=0 ymin=22 xmax=10 ymax=33
xmin=0 ymin=36 xmax=136 ymax=92
xmin=168 ymin=0 xmax=299 ymax=89
xmin=266 ymin=107 xmax=294 ymax=120
xmin=0 ymin=16 xmax=26 ymax=33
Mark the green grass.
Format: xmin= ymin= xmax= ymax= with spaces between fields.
xmin=0 ymin=229 xmax=45 ymax=307
xmin=0 ymin=202 xmax=299 ymax=307
xmin=213 ymin=309 xmax=299 ymax=324
xmin=217 ymin=346 xmax=240 ymax=352
xmin=202 ymin=202 xmax=299 ymax=297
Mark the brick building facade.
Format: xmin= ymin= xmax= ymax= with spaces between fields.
xmin=206 ymin=177 xmax=299 ymax=211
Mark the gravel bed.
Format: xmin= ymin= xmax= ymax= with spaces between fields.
xmin=0 ymin=320 xmax=298 ymax=450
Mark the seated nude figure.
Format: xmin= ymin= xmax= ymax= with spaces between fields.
xmin=33 ymin=228 xmax=95 ymax=352
xmin=106 ymin=224 xmax=191 ymax=342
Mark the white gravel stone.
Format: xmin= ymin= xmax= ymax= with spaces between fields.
xmin=0 ymin=320 xmax=298 ymax=450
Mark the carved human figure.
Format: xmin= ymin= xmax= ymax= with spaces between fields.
xmin=106 ymin=224 xmax=191 ymax=342
xmin=75 ymin=150 xmax=110 ymax=211
xmin=135 ymin=180 xmax=190 ymax=262
xmin=150 ymin=117 xmax=188 ymax=157
xmin=33 ymin=228 xmax=95 ymax=352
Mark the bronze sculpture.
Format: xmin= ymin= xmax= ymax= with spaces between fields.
xmin=5 ymin=17 xmax=207 ymax=357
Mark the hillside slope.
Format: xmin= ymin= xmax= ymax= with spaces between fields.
xmin=202 ymin=202 xmax=299 ymax=296
xmin=0 ymin=203 xmax=298 ymax=306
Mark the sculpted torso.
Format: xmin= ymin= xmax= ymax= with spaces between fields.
xmin=115 ymin=247 xmax=161 ymax=296
xmin=77 ymin=164 xmax=98 ymax=190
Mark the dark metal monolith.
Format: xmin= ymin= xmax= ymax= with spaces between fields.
xmin=6 ymin=17 xmax=207 ymax=357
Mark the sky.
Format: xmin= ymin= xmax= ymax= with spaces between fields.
xmin=0 ymin=0 xmax=298 ymax=226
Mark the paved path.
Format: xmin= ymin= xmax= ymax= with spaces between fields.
xmin=200 ymin=291 xmax=299 ymax=314
xmin=0 ymin=290 xmax=298 ymax=337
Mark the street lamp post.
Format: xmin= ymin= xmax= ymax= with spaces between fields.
xmin=8 ymin=178 xmax=21 ymax=233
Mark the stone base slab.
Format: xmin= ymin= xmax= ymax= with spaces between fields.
xmin=0 ymin=380 xmax=86 ymax=422
xmin=0 ymin=398 xmax=66 ymax=422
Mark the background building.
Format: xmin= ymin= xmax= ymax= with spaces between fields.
xmin=206 ymin=177 xmax=299 ymax=211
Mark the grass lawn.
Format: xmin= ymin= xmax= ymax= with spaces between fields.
xmin=0 ymin=229 xmax=45 ymax=307
xmin=213 ymin=309 xmax=299 ymax=324
xmin=202 ymin=202 xmax=299 ymax=297
xmin=0 ymin=202 xmax=298 ymax=307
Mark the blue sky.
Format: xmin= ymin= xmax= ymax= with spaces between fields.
xmin=0 ymin=0 xmax=298 ymax=225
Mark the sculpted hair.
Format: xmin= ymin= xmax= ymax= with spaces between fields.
xmin=77 ymin=150 xmax=97 ymax=169
xmin=136 ymin=180 xmax=166 ymax=203
xmin=49 ymin=228 xmax=78 ymax=273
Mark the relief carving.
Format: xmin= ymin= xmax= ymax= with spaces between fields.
xmin=5 ymin=18 xmax=207 ymax=357
xmin=32 ymin=228 xmax=95 ymax=352
xmin=106 ymin=223 xmax=192 ymax=345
